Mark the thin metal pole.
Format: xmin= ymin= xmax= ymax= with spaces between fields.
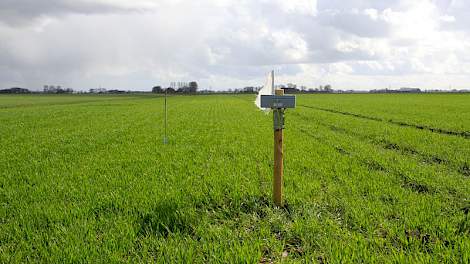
xmin=164 ymin=88 xmax=168 ymax=144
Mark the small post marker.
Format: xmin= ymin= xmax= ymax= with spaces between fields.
xmin=163 ymin=88 xmax=168 ymax=144
xmin=260 ymin=80 xmax=296 ymax=207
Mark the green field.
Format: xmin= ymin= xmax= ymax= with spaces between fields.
xmin=1 ymin=94 xmax=469 ymax=263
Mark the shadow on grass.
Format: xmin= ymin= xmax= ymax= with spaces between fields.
xmin=137 ymin=201 xmax=195 ymax=238
xmin=192 ymin=193 xmax=296 ymax=220
xmin=133 ymin=193 xmax=308 ymax=261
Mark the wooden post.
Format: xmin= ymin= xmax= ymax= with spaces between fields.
xmin=273 ymin=88 xmax=284 ymax=207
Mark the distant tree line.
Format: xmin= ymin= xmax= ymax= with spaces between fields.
xmin=278 ymin=84 xmax=333 ymax=94
xmin=370 ymin=87 xmax=421 ymax=93
xmin=186 ymin=84 xmax=335 ymax=94
xmin=44 ymin=85 xmax=74 ymax=94
xmin=152 ymin=81 xmax=198 ymax=94
xmin=2 ymin=82 xmax=469 ymax=95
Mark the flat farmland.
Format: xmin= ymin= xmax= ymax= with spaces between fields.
xmin=0 ymin=94 xmax=469 ymax=263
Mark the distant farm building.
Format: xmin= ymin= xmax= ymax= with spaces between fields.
xmin=0 ymin=87 xmax=30 ymax=94
xmin=281 ymin=87 xmax=300 ymax=94
xmin=399 ymin=87 xmax=421 ymax=93
xmin=89 ymin=88 xmax=107 ymax=94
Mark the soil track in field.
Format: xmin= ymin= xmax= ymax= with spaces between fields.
xmin=293 ymin=111 xmax=469 ymax=178
xmin=299 ymin=105 xmax=470 ymax=139
xmin=296 ymin=126 xmax=435 ymax=195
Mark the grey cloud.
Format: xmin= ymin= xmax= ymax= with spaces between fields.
xmin=0 ymin=0 xmax=149 ymax=26
xmin=346 ymin=61 xmax=416 ymax=76
xmin=439 ymin=0 xmax=470 ymax=31
xmin=433 ymin=0 xmax=453 ymax=11
xmin=209 ymin=2 xmax=384 ymax=67
xmin=205 ymin=64 xmax=302 ymax=81
xmin=317 ymin=0 xmax=401 ymax=12
xmin=316 ymin=10 xmax=390 ymax=38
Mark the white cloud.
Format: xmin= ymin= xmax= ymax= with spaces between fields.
xmin=0 ymin=0 xmax=470 ymax=90
xmin=276 ymin=0 xmax=317 ymax=15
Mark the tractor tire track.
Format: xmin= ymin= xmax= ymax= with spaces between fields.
xmin=292 ymin=111 xmax=470 ymax=178
xmin=299 ymin=104 xmax=470 ymax=139
xmin=295 ymin=126 xmax=436 ymax=195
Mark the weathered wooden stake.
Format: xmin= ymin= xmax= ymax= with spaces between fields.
xmin=259 ymin=73 xmax=295 ymax=207
xmin=273 ymin=88 xmax=284 ymax=207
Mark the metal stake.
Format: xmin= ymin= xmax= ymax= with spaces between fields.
xmin=163 ymin=88 xmax=168 ymax=144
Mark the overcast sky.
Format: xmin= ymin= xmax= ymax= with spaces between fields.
xmin=1 ymin=0 xmax=469 ymax=91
